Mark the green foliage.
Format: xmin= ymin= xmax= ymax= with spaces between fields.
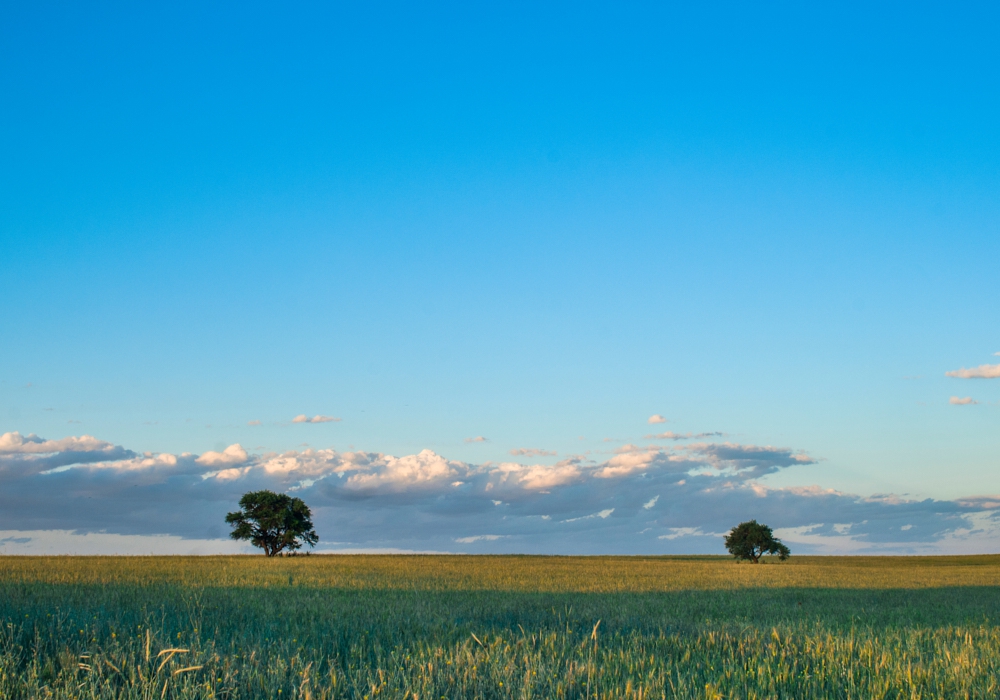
xmin=1 ymin=556 xmax=1000 ymax=698
xmin=225 ymin=490 xmax=318 ymax=556
xmin=725 ymin=519 xmax=791 ymax=562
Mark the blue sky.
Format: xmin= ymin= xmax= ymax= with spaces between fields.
xmin=1 ymin=2 xmax=998 ymax=554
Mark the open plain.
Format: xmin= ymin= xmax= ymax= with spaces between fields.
xmin=2 ymin=555 xmax=1000 ymax=698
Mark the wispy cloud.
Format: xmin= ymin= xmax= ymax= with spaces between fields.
xmin=247 ymin=420 xmax=262 ymax=426
xmin=562 ymin=509 xmax=614 ymax=523
xmin=659 ymin=527 xmax=718 ymax=540
xmin=2 ymin=431 xmax=1000 ymax=555
xmin=464 ymin=436 xmax=488 ymax=443
xmin=647 ymin=414 xmax=667 ymax=424
xmin=946 ymin=364 xmax=1000 ymax=379
xmin=644 ymin=431 xmax=723 ymax=441
xmin=509 ymin=448 xmax=557 ymax=457
xmin=292 ymin=415 xmax=340 ymax=424
xmin=949 ymin=397 xmax=979 ymax=405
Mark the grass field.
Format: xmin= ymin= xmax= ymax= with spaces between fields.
xmin=2 ymin=555 xmax=999 ymax=698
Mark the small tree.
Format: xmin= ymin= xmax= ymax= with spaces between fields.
xmin=724 ymin=519 xmax=790 ymax=563
xmin=226 ymin=490 xmax=318 ymax=556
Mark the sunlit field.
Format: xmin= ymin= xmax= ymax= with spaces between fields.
xmin=2 ymin=555 xmax=1000 ymax=698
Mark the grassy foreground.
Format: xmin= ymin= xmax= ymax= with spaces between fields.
xmin=1 ymin=555 xmax=999 ymax=699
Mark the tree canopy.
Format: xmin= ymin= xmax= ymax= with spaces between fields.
xmin=225 ymin=490 xmax=318 ymax=556
xmin=724 ymin=519 xmax=790 ymax=563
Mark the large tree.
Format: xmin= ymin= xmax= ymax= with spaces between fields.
xmin=226 ymin=490 xmax=318 ymax=556
xmin=724 ymin=520 xmax=790 ymax=563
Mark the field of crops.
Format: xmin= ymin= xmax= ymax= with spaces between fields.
xmin=2 ymin=555 xmax=999 ymax=699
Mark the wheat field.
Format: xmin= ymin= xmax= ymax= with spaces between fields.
xmin=2 ymin=555 xmax=999 ymax=698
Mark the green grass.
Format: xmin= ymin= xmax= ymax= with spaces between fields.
xmin=2 ymin=555 xmax=1000 ymax=698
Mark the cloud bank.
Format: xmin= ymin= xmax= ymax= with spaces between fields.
xmin=1 ymin=431 xmax=999 ymax=555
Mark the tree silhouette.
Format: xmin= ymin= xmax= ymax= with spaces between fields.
xmin=724 ymin=520 xmax=790 ymax=563
xmin=226 ymin=490 xmax=318 ymax=556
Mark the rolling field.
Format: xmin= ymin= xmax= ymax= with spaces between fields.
xmin=2 ymin=555 xmax=1000 ymax=699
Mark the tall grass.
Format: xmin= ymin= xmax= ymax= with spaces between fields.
xmin=1 ymin=555 xmax=999 ymax=698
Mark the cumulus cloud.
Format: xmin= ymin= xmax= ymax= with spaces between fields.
xmin=949 ymin=396 xmax=979 ymax=406
xmin=196 ymin=444 xmax=249 ymax=466
xmin=648 ymin=414 xmax=667 ymax=424
xmin=0 ymin=432 xmax=122 ymax=456
xmin=338 ymin=450 xmax=464 ymax=493
xmin=292 ymin=415 xmax=340 ymax=423
xmin=491 ymin=461 xmax=583 ymax=491
xmin=2 ymin=430 xmax=1000 ymax=555
xmin=0 ymin=432 xmax=135 ymax=476
xmin=946 ymin=364 xmax=1000 ymax=379
xmin=509 ymin=448 xmax=557 ymax=457
xmin=464 ymin=436 xmax=488 ymax=443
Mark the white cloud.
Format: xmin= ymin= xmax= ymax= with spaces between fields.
xmin=949 ymin=396 xmax=979 ymax=405
xmin=492 ymin=461 xmax=583 ymax=491
xmin=594 ymin=449 xmax=660 ymax=478
xmin=341 ymin=449 xmax=464 ymax=492
xmin=563 ymin=508 xmax=614 ymax=523
xmin=946 ymin=364 xmax=1000 ymax=379
xmin=292 ymin=414 xmax=341 ymax=423
xmin=41 ymin=452 xmax=181 ymax=474
xmin=509 ymin=447 xmax=557 ymax=457
xmin=0 ymin=432 xmax=119 ymax=455
xmin=464 ymin=436 xmax=488 ymax=443
xmin=648 ymin=414 xmax=667 ymax=424
xmin=0 ymin=431 xmax=136 ymax=475
xmin=206 ymin=467 xmax=251 ymax=481
xmin=247 ymin=420 xmax=262 ymax=426
xmin=195 ymin=444 xmax=249 ymax=466
xmin=260 ymin=448 xmax=343 ymax=477
xmin=643 ymin=495 xmax=659 ymax=509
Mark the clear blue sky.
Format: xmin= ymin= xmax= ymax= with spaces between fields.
xmin=1 ymin=2 xmax=997 ymax=553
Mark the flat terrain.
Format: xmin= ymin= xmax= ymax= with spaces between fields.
xmin=2 ymin=555 xmax=999 ymax=698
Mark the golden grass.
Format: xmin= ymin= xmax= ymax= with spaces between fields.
xmin=3 ymin=553 xmax=1000 ymax=590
